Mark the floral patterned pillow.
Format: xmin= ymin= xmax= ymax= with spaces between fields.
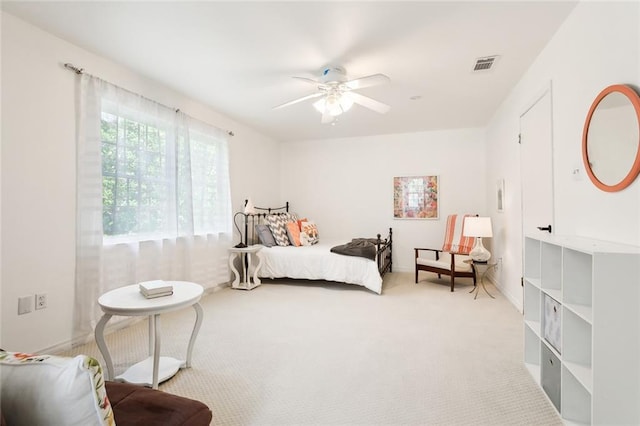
xmin=0 ymin=349 xmax=114 ymax=426
xmin=300 ymin=221 xmax=319 ymax=245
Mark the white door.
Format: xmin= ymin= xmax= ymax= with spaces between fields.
xmin=521 ymin=89 xmax=554 ymax=238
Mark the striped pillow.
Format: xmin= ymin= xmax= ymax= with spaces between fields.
xmin=441 ymin=214 xmax=475 ymax=254
xmin=266 ymin=214 xmax=291 ymax=246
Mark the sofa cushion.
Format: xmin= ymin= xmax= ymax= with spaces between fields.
xmin=0 ymin=350 xmax=114 ymax=426
xmin=416 ymin=254 xmax=473 ymax=272
xmin=106 ymin=381 xmax=212 ymax=426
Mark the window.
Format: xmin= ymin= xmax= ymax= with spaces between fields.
xmin=75 ymin=74 xmax=232 ymax=338
xmin=100 ymin=103 xmax=230 ymax=241
xmin=101 ymin=111 xmax=170 ymax=237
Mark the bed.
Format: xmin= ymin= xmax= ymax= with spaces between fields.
xmin=239 ymin=202 xmax=392 ymax=294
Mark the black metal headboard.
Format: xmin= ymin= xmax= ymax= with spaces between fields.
xmin=238 ymin=200 xmax=289 ymax=246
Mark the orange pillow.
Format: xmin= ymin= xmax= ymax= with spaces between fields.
xmin=286 ymin=221 xmax=302 ymax=246
xmin=297 ymin=217 xmax=308 ymax=231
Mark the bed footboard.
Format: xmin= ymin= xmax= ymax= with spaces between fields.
xmin=376 ymin=228 xmax=393 ymax=277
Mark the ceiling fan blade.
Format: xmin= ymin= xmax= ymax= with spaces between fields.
xmin=292 ymin=76 xmax=320 ymax=85
xmin=343 ymin=73 xmax=390 ymax=90
xmin=273 ymin=92 xmax=324 ymax=110
xmin=345 ymin=92 xmax=391 ymax=114
xmin=292 ymin=76 xmax=331 ymax=91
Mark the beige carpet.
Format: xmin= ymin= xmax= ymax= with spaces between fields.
xmin=61 ymin=272 xmax=562 ymax=425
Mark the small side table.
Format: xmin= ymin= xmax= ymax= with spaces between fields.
xmin=464 ymin=260 xmax=497 ymax=300
xmin=228 ymin=245 xmax=263 ymax=290
xmin=95 ymin=281 xmax=204 ymax=389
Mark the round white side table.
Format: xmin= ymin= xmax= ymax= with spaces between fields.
xmin=95 ymin=281 xmax=204 ymax=389
xmin=228 ymin=245 xmax=263 ymax=290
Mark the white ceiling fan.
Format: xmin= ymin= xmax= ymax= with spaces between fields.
xmin=274 ymin=67 xmax=391 ymax=124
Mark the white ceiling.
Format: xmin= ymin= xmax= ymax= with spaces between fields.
xmin=2 ymin=1 xmax=577 ymax=142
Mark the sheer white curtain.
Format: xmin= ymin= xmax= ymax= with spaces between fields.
xmin=74 ymin=74 xmax=232 ymax=341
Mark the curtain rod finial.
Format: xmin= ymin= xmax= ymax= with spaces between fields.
xmin=64 ymin=63 xmax=84 ymax=74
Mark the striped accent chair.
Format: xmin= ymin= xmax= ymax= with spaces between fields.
xmin=414 ymin=214 xmax=477 ymax=292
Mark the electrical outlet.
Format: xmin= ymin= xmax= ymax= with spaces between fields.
xmin=497 ymin=257 xmax=503 ymax=270
xmin=35 ymin=293 xmax=47 ymax=310
xmin=18 ymin=295 xmax=33 ymax=315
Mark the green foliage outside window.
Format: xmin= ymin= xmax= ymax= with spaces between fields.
xmin=101 ymin=111 xmax=223 ymax=239
xmin=101 ymin=112 xmax=168 ymax=236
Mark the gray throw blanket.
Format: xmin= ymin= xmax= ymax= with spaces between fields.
xmin=330 ymin=238 xmax=378 ymax=261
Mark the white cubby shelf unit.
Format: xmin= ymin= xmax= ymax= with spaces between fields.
xmin=523 ymin=234 xmax=640 ymax=425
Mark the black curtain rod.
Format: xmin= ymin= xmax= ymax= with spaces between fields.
xmin=63 ymin=62 xmax=235 ymax=137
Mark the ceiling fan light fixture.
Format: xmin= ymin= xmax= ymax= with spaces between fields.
xmin=276 ymin=67 xmax=390 ymax=124
xmin=313 ymin=98 xmax=326 ymax=114
xmin=313 ymin=93 xmax=353 ymax=117
xmin=329 ymin=107 xmax=342 ymax=117
xmin=339 ymin=94 xmax=354 ymax=112
xmin=325 ymin=94 xmax=343 ymax=116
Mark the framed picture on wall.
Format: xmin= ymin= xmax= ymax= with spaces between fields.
xmin=393 ymin=175 xmax=439 ymax=219
xmin=497 ymin=178 xmax=505 ymax=212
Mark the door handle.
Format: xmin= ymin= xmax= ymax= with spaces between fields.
xmin=537 ymin=225 xmax=552 ymax=233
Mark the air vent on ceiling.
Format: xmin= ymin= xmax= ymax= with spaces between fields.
xmin=472 ymin=55 xmax=499 ymax=72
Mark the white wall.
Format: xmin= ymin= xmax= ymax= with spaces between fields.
xmin=0 ymin=12 xmax=281 ymax=352
xmin=486 ymin=1 xmax=640 ymax=309
xmin=0 ymin=13 xmax=3 ymax=348
xmin=281 ymin=128 xmax=487 ymax=273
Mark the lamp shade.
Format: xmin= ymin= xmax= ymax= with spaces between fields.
xmin=463 ymin=217 xmax=493 ymax=238
xmin=463 ymin=216 xmax=493 ymax=262
xmin=244 ymin=199 xmax=257 ymax=215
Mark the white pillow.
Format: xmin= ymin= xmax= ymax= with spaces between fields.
xmin=0 ymin=350 xmax=114 ymax=426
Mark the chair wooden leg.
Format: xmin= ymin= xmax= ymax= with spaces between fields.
xmin=415 ymin=268 xmax=418 ymax=284
xmin=450 ymin=274 xmax=455 ymax=292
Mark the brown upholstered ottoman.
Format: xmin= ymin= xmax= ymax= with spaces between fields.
xmin=106 ymin=381 xmax=212 ymax=426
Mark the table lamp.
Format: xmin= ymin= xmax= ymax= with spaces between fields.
xmin=233 ymin=199 xmax=258 ymax=248
xmin=463 ymin=216 xmax=493 ymax=263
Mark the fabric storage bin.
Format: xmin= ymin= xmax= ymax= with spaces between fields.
xmin=541 ymin=343 xmax=561 ymax=412
xmin=543 ymin=293 xmax=562 ymax=354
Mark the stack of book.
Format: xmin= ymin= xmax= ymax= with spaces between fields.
xmin=139 ymin=280 xmax=174 ymax=299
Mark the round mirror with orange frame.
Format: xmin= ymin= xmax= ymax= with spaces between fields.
xmin=582 ymin=84 xmax=640 ymax=192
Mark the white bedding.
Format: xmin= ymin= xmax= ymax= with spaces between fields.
xmin=256 ymin=241 xmax=383 ymax=294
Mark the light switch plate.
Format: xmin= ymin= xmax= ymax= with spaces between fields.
xmin=18 ymin=295 xmax=33 ymax=315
